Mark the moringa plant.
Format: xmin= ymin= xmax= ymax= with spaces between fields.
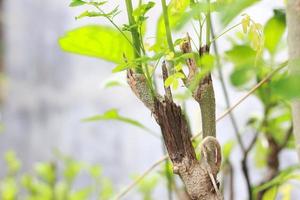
xmin=59 ymin=0 xmax=300 ymax=199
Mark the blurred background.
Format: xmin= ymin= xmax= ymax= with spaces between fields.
xmin=0 ymin=0 xmax=298 ymax=199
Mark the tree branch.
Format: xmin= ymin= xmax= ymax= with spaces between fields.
xmin=115 ymin=61 xmax=287 ymax=199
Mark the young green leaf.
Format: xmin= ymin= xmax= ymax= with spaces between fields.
xmin=221 ymin=0 xmax=259 ymax=26
xmin=75 ymin=11 xmax=105 ymax=20
xmin=133 ymin=1 xmax=155 ymax=25
xmin=82 ymin=109 xmax=154 ymax=134
xmin=270 ymin=73 xmax=300 ymax=100
xmin=0 ymin=178 xmax=18 ymax=200
xmin=164 ymin=72 xmax=185 ymax=90
xmin=100 ymin=178 xmax=114 ymax=200
xmin=254 ymin=137 xmax=268 ymax=168
xmin=69 ymin=0 xmax=86 ymax=7
xmin=222 ymin=140 xmax=236 ymax=161
xmin=35 ymin=163 xmax=56 ymax=185
xmin=262 ymin=186 xmax=278 ymax=200
xmin=4 ymin=151 xmax=21 ymax=175
xmin=254 ymin=165 xmax=300 ymax=193
xmin=241 ymin=14 xmax=250 ymax=33
xmin=69 ymin=187 xmax=92 ymax=200
xmin=63 ymin=160 xmax=82 ymax=183
xmin=264 ymin=10 xmax=286 ymax=54
xmin=226 ymin=45 xmax=257 ymax=87
xmin=59 ymin=25 xmax=133 ymax=64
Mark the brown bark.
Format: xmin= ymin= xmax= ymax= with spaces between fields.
xmin=127 ymin=63 xmax=222 ymax=199
xmin=155 ymin=96 xmax=221 ymax=200
xmin=127 ymin=24 xmax=221 ymax=197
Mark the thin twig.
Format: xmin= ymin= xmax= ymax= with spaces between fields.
xmin=210 ymin=19 xmax=246 ymax=152
xmin=113 ymin=155 xmax=168 ymax=200
xmin=241 ymin=131 xmax=259 ymax=200
xmin=215 ymin=60 xmax=288 ymax=123
xmin=114 ymin=61 xmax=288 ymax=199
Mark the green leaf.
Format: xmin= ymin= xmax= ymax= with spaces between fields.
xmin=69 ymin=0 xmax=86 ymax=7
xmin=35 ymin=163 xmax=56 ymax=185
xmin=164 ymin=72 xmax=185 ymax=90
xmin=75 ymin=11 xmax=106 ymax=20
xmin=172 ymin=2 xmax=218 ymax=31
xmin=220 ymin=0 xmax=259 ymax=26
xmin=4 ymin=151 xmax=21 ymax=175
xmin=271 ymin=73 xmax=300 ymax=100
xmin=88 ymin=165 xmax=102 ymax=178
xmin=88 ymin=1 xmax=107 ymax=7
xmin=254 ymin=137 xmax=268 ymax=168
xmin=230 ymin=66 xmax=255 ymax=86
xmin=222 ymin=140 xmax=236 ymax=160
xmin=262 ymin=186 xmax=278 ymax=200
xmin=59 ymin=25 xmax=133 ymax=64
xmin=226 ymin=45 xmax=256 ymax=64
xmin=82 ymin=109 xmax=149 ymax=131
xmin=54 ymin=182 xmax=69 ymax=200
xmin=1 ymin=178 xmax=18 ymax=200
xmin=69 ymin=187 xmax=92 ymax=200
xmin=112 ymin=52 xmax=164 ymax=72
xmin=241 ymin=14 xmax=250 ymax=33
xmin=264 ymin=10 xmax=286 ymax=54
xmin=199 ymin=54 xmax=215 ymax=69
xmin=63 ymin=160 xmax=82 ymax=183
xmin=100 ymin=178 xmax=114 ymax=200
xmin=254 ymin=165 xmax=300 ymax=193
xmin=101 ymin=73 xmax=126 ymax=88
xmin=133 ymin=1 xmax=155 ymax=24
xmin=226 ymin=45 xmax=257 ymax=87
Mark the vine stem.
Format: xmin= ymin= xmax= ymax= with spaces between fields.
xmin=113 ymin=61 xmax=288 ymax=200
xmin=161 ymin=0 xmax=175 ymax=52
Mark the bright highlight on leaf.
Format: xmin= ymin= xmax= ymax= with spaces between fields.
xmin=241 ymin=14 xmax=250 ymax=33
xmin=166 ymin=51 xmax=175 ymax=61
xmin=221 ymin=0 xmax=259 ymax=26
xmin=165 ymin=72 xmax=185 ymax=90
xmin=264 ymin=10 xmax=286 ymax=54
xmin=75 ymin=7 xmax=120 ymax=20
xmin=59 ymin=25 xmax=133 ymax=64
xmin=69 ymin=0 xmax=86 ymax=7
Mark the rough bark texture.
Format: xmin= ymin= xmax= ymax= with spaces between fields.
xmin=127 ymin=66 xmax=222 ymax=199
xmin=181 ymin=39 xmax=216 ymax=138
xmin=155 ymin=97 xmax=222 ymax=200
xmin=127 ymin=70 xmax=156 ymax=114
xmin=126 ymin=26 xmax=222 ymax=198
xmin=194 ymin=74 xmax=216 ymax=138
xmin=287 ymin=0 xmax=300 ymax=160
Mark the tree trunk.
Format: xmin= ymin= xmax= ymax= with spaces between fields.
xmin=287 ymin=0 xmax=300 ymax=160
